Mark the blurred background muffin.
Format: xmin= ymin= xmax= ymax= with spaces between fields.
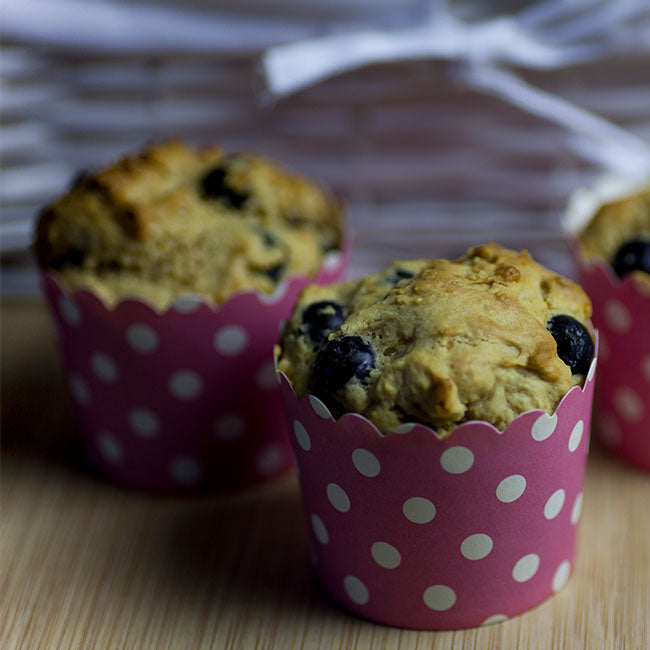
xmin=34 ymin=140 xmax=343 ymax=307
xmin=567 ymin=176 xmax=650 ymax=470
xmin=33 ymin=140 xmax=347 ymax=492
xmin=578 ymin=188 xmax=650 ymax=286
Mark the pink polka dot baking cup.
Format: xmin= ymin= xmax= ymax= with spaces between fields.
xmin=278 ymin=353 xmax=597 ymax=630
xmin=573 ymin=254 xmax=650 ymax=471
xmin=41 ymin=250 xmax=346 ymax=492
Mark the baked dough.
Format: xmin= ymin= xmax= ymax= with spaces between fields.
xmin=278 ymin=243 xmax=593 ymax=436
xmin=34 ymin=140 xmax=343 ymax=307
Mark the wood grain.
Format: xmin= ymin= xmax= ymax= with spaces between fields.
xmin=1 ymin=299 xmax=649 ymax=650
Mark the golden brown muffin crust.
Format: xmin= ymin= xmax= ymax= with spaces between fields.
xmin=35 ymin=140 xmax=343 ymax=306
xmin=578 ymin=189 xmax=650 ymax=282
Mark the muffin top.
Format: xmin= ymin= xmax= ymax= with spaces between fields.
xmin=34 ymin=140 xmax=343 ymax=307
xmin=278 ymin=243 xmax=594 ymax=437
xmin=578 ymin=188 xmax=650 ymax=282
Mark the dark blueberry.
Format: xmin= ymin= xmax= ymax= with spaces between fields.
xmin=264 ymin=263 xmax=285 ymax=283
xmin=200 ymin=167 xmax=249 ymax=209
xmin=547 ymin=315 xmax=594 ymax=375
xmin=302 ymin=301 xmax=345 ymax=343
xmin=311 ymin=336 xmax=375 ymax=397
xmin=258 ymin=229 xmax=278 ymax=248
xmin=320 ymin=237 xmax=339 ymax=254
xmin=389 ymin=268 xmax=415 ymax=284
xmin=612 ymin=240 xmax=650 ymax=278
xmin=50 ymin=249 xmax=86 ymax=269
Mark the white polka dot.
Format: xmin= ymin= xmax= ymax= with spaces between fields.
xmin=255 ymin=360 xmax=278 ymax=390
xmin=568 ymin=420 xmax=584 ymax=452
xmin=440 ymin=446 xmax=474 ymax=474
xmin=587 ymin=358 xmax=596 ymax=383
xmin=371 ymin=542 xmax=401 ymax=569
xmin=512 ymin=553 xmax=540 ymax=583
xmin=614 ymin=387 xmax=645 ymax=422
xmin=460 ymin=533 xmax=494 ymax=560
xmin=214 ymin=325 xmax=248 ymax=356
xmin=642 ymin=357 xmax=650 ymax=384
xmin=172 ymin=295 xmax=202 ymax=313
xmin=326 ymin=483 xmax=351 ymax=513
xmin=403 ymin=497 xmax=436 ymax=524
xmin=170 ymin=455 xmax=202 ymax=485
xmin=544 ymin=489 xmax=566 ymax=520
xmin=311 ymin=514 xmax=329 ymax=545
xmin=391 ymin=423 xmax=416 ymax=434
xmin=605 ymin=300 xmax=632 ymax=333
xmin=599 ymin=412 xmax=622 ymax=447
xmin=552 ymin=560 xmax=571 ymax=593
xmin=352 ymin=448 xmax=380 ymax=477
xmin=309 ymin=395 xmax=332 ymax=419
xmin=58 ymin=296 xmax=81 ymax=325
xmin=126 ymin=323 xmax=158 ymax=353
xmin=128 ymin=408 xmax=159 ymax=438
xmin=214 ymin=413 xmax=246 ymax=441
xmin=169 ymin=371 xmax=203 ymax=400
xmin=531 ymin=412 xmax=557 ymax=441
xmin=97 ymin=432 xmax=122 ymax=463
xmin=293 ymin=420 xmax=311 ymax=451
xmin=322 ymin=251 xmax=343 ymax=273
xmin=481 ymin=614 xmax=508 ymax=626
xmin=571 ymin=492 xmax=583 ymax=525
xmin=496 ymin=474 xmax=527 ymax=503
xmin=256 ymin=444 xmax=286 ymax=476
xmin=91 ymin=352 xmax=118 ymax=383
xmin=343 ymin=576 xmax=369 ymax=605
xmin=423 ymin=585 xmax=456 ymax=611
xmin=69 ymin=374 xmax=90 ymax=405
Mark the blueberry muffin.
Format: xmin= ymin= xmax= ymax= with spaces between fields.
xmin=578 ymin=188 xmax=650 ymax=283
xmin=34 ymin=140 xmax=343 ymax=307
xmin=277 ymin=243 xmax=594 ymax=437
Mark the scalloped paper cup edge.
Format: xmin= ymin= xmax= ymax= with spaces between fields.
xmin=43 ymin=244 xmax=350 ymax=315
xmin=276 ymin=347 xmax=597 ymax=629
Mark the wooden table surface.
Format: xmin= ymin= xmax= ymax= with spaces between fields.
xmin=1 ymin=298 xmax=649 ymax=650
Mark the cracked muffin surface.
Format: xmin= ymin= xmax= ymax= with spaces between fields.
xmin=278 ymin=243 xmax=594 ymax=437
xmin=34 ymin=140 xmax=343 ymax=307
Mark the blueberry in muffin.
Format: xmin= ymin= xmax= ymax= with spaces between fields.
xmin=611 ymin=240 xmax=650 ymax=278
xmin=547 ymin=315 xmax=594 ymax=376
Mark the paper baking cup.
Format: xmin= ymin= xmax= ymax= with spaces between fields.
xmin=565 ymin=175 xmax=650 ymax=471
xmin=278 ymin=353 xmax=597 ymax=630
xmin=41 ymin=249 xmax=347 ymax=492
